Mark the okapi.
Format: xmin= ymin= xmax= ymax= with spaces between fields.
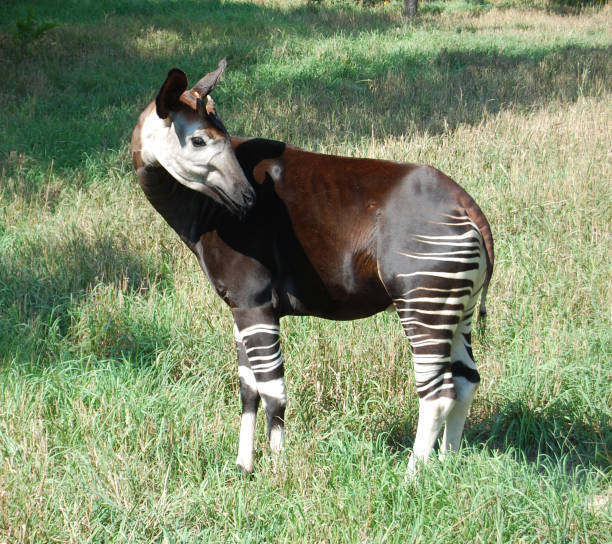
xmin=131 ymin=60 xmax=494 ymax=475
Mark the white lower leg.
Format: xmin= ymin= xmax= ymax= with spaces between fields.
xmin=236 ymin=364 xmax=259 ymax=474
xmin=440 ymin=403 xmax=470 ymax=456
xmin=269 ymin=423 xmax=285 ymax=454
xmin=258 ymin=377 xmax=287 ymax=454
xmin=440 ymin=377 xmax=478 ymax=455
xmin=236 ymin=411 xmax=256 ymax=474
xmin=407 ymin=396 xmax=455 ymax=474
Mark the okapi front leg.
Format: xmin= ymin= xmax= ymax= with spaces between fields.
xmin=242 ymin=323 xmax=286 ymax=453
xmin=235 ymin=326 xmax=260 ymax=475
xmin=233 ymin=308 xmax=287 ymax=473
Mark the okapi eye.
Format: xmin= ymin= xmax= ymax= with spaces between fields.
xmin=191 ymin=136 xmax=206 ymax=147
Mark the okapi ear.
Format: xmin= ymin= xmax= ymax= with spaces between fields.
xmin=156 ymin=68 xmax=188 ymax=119
xmin=192 ymin=58 xmax=227 ymax=98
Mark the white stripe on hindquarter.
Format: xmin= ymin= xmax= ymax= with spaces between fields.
xmin=396 ymin=270 xmax=479 ymax=280
xmin=394 ymin=296 xmax=467 ymax=305
xmin=416 ymin=371 xmax=453 ymax=392
xmin=396 ymin=308 xmax=463 ymax=316
xmin=413 ymin=230 xmax=480 ymax=241
xmin=399 ymin=318 xmax=456 ymax=330
xmin=409 ymin=239 xmax=480 ymax=248
xmin=400 ymin=286 xmax=474 ymax=296
xmin=397 ymin=252 xmax=481 ymax=264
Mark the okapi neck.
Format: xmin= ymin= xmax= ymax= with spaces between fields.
xmin=137 ymin=163 xmax=227 ymax=247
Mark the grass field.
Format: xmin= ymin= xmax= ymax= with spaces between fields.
xmin=1 ymin=0 xmax=611 ymax=542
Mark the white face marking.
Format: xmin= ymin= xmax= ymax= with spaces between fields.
xmin=139 ymin=109 xmax=252 ymax=213
xmin=140 ymin=111 xmax=167 ymax=167
xmin=143 ymin=111 xmax=225 ymax=188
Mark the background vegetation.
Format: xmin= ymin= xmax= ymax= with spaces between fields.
xmin=0 ymin=0 xmax=610 ymax=542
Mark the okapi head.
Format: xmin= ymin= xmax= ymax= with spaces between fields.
xmin=138 ymin=59 xmax=255 ymax=217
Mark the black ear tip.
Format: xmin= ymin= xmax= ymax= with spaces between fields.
xmin=156 ymin=68 xmax=188 ymax=119
xmin=166 ymin=68 xmax=188 ymax=87
xmin=168 ymin=67 xmax=186 ymax=78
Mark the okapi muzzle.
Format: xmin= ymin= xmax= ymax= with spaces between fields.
xmin=131 ymin=60 xmax=494 ymax=477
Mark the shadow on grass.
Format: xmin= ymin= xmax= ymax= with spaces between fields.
xmin=377 ymin=398 xmax=612 ymax=474
xmin=0 ymin=226 xmax=174 ymax=366
xmin=0 ymin=0 xmax=610 ymax=168
xmin=256 ymin=43 xmax=610 ymax=138
xmin=1 ymin=0 xmax=400 ymax=31
xmin=467 ymin=399 xmax=612 ymax=471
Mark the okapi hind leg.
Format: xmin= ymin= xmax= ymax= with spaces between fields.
xmin=440 ymin=304 xmax=481 ymax=455
xmin=378 ymin=205 xmax=488 ymax=474
xmin=398 ymin=287 xmax=482 ymax=474
xmin=398 ymin=305 xmax=459 ymax=475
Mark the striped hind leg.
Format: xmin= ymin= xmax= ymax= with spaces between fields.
xmin=397 ymin=296 xmax=461 ymax=474
xmin=379 ymin=210 xmax=487 ymax=474
xmin=398 ymin=286 xmax=483 ymax=473
xmin=441 ymin=299 xmax=481 ymax=454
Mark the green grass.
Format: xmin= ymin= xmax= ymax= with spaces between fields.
xmin=1 ymin=0 xmax=611 ymax=542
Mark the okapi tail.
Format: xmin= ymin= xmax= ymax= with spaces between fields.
xmin=462 ymin=197 xmax=494 ymax=321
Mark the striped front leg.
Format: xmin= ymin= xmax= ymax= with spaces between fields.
xmin=233 ymin=307 xmax=286 ymax=474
